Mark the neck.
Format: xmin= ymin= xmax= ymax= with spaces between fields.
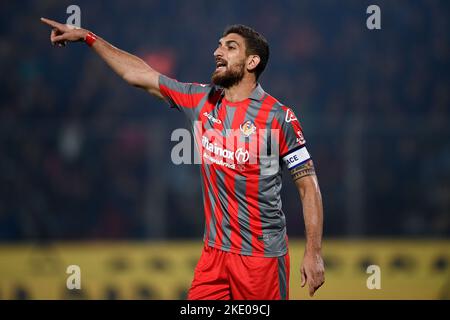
xmin=223 ymin=76 xmax=257 ymax=103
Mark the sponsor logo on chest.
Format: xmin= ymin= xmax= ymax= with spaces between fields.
xmin=203 ymin=112 xmax=222 ymax=124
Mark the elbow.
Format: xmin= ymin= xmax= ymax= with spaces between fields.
xmin=123 ymin=69 xmax=160 ymax=93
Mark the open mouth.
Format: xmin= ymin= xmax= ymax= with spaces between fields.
xmin=215 ymin=59 xmax=227 ymax=71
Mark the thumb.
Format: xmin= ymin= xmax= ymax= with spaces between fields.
xmin=300 ymin=266 xmax=306 ymax=287
xmin=52 ymin=34 xmax=69 ymax=43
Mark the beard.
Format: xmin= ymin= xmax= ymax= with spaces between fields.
xmin=211 ymin=60 xmax=246 ymax=88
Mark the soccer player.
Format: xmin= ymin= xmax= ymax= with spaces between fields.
xmin=41 ymin=17 xmax=325 ymax=300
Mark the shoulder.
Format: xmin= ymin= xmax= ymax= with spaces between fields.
xmin=159 ymin=74 xmax=217 ymax=95
xmin=263 ymin=94 xmax=297 ymax=124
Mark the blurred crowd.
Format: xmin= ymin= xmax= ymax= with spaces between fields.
xmin=0 ymin=0 xmax=449 ymax=241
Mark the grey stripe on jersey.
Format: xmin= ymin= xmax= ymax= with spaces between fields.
xmin=202 ymin=164 xmax=218 ymax=244
xmin=234 ymin=175 xmax=253 ymax=255
xmin=260 ymin=101 xmax=288 ymax=257
xmin=215 ymin=169 xmax=232 ymax=250
xmin=233 ymin=98 xmax=267 ymax=255
xmin=277 ymin=256 xmax=287 ymax=300
xmin=159 ymin=74 xmax=211 ymax=94
xmin=221 ymin=105 xmax=237 ymax=136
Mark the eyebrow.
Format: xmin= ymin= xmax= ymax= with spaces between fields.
xmin=218 ymin=40 xmax=240 ymax=47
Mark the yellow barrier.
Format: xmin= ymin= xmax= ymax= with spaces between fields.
xmin=0 ymin=240 xmax=448 ymax=299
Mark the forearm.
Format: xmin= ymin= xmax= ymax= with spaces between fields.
xmin=87 ymin=33 xmax=153 ymax=83
xmin=85 ymin=32 xmax=161 ymax=94
xmin=297 ymin=176 xmax=323 ymax=253
xmin=297 ymin=175 xmax=325 ymax=296
xmin=302 ymin=184 xmax=323 ymax=252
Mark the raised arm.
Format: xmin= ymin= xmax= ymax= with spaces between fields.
xmin=40 ymin=17 xmax=163 ymax=99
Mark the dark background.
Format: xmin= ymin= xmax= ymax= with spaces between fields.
xmin=0 ymin=0 xmax=449 ymax=241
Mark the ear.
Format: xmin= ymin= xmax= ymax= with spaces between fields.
xmin=247 ymin=55 xmax=261 ymax=72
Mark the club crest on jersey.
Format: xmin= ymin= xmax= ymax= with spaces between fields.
xmin=239 ymin=120 xmax=256 ymax=137
xmin=285 ymin=109 xmax=297 ymax=123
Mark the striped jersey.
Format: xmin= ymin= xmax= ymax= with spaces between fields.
xmin=160 ymin=75 xmax=311 ymax=257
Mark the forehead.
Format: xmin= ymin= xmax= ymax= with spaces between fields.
xmin=219 ymin=33 xmax=246 ymax=46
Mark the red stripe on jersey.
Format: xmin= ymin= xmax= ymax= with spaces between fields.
xmin=195 ymin=92 xmax=222 ymax=244
xmin=196 ymin=91 xmax=225 ymax=245
xmin=224 ymin=169 xmax=238 ymax=249
xmin=277 ymin=106 xmax=304 ymax=156
xmin=160 ymin=85 xmax=205 ymax=108
xmin=210 ymin=118 xmax=224 ymax=247
xmin=209 ymin=102 xmax=235 ymax=248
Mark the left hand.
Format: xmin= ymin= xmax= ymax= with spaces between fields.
xmin=300 ymin=250 xmax=325 ymax=297
xmin=40 ymin=17 xmax=88 ymax=47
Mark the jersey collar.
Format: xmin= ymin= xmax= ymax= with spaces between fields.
xmin=217 ymin=83 xmax=266 ymax=101
xmin=217 ymin=83 xmax=266 ymax=103
xmin=249 ymin=83 xmax=266 ymax=101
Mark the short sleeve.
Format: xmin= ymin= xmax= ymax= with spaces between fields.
xmin=275 ymin=106 xmax=312 ymax=170
xmin=158 ymin=75 xmax=212 ymax=121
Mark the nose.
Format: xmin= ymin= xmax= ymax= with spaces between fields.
xmin=214 ymin=46 xmax=223 ymax=59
